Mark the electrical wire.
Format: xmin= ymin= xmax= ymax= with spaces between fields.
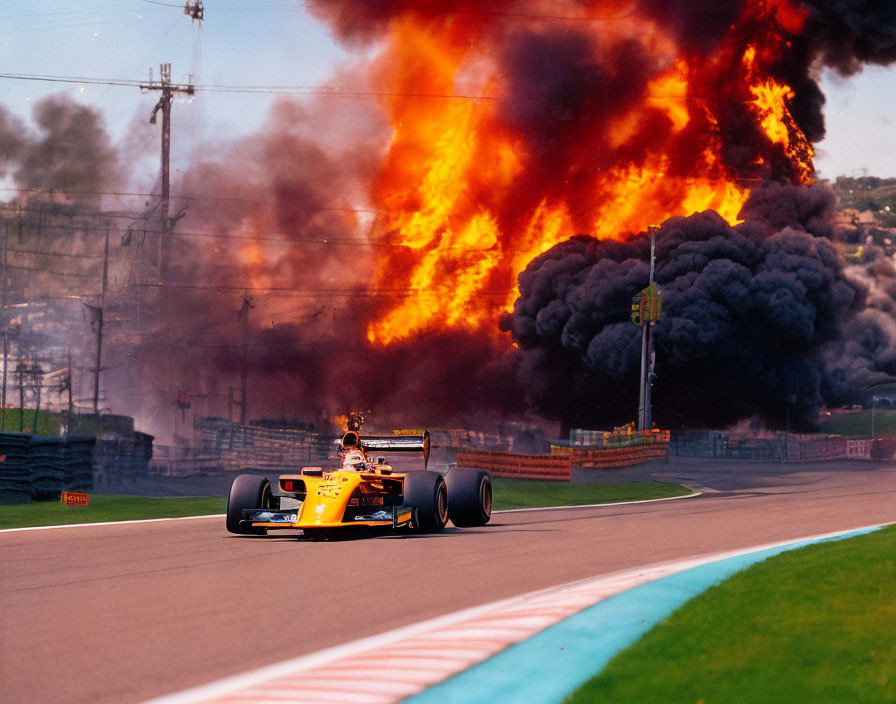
xmin=0 ymin=71 xmax=498 ymax=101
xmin=126 ymin=282 xmax=514 ymax=297
xmin=1 ymin=210 xmax=504 ymax=251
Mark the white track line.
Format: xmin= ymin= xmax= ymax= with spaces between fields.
xmin=493 ymin=490 xmax=701 ymax=513
xmin=142 ymin=523 xmax=882 ymax=704
xmin=0 ymin=491 xmax=701 ymax=533
xmin=0 ymin=514 xmax=225 ymax=533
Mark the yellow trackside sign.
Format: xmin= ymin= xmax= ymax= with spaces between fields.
xmin=61 ymin=492 xmax=89 ymax=506
xmin=632 ymin=282 xmax=662 ymax=326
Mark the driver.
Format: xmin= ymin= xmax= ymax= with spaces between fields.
xmin=341 ymin=449 xmax=368 ymax=471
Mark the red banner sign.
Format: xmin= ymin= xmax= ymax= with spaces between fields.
xmin=60 ymin=492 xmax=89 ymax=506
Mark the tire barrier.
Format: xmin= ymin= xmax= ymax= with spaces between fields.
xmin=456 ymin=450 xmax=571 ymax=481
xmin=0 ymin=432 xmax=32 ymax=503
xmin=0 ymin=433 xmax=96 ymax=503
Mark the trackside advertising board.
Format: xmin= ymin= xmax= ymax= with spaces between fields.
xmin=61 ymin=492 xmax=89 ymax=506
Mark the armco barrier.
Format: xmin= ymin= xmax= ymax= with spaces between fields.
xmin=456 ymin=450 xmax=571 ymax=481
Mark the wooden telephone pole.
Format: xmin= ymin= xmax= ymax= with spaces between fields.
xmin=238 ymin=293 xmax=254 ymax=426
xmin=142 ymin=64 xmax=194 ymax=281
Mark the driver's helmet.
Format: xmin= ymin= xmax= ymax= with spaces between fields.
xmin=342 ymin=449 xmax=367 ymax=471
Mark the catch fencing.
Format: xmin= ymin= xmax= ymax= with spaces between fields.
xmin=150 ymin=419 xmax=333 ymax=477
xmin=670 ymin=430 xmax=877 ymax=461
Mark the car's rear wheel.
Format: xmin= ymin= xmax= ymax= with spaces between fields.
xmin=226 ymin=474 xmax=274 ymax=535
xmin=445 ymin=467 xmax=492 ymax=527
xmin=403 ymin=471 xmax=448 ymax=533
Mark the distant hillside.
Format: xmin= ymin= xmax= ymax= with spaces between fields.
xmin=831 ymin=176 xmax=896 ymax=228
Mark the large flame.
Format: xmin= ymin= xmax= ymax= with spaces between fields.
xmin=358 ymin=0 xmax=815 ymax=345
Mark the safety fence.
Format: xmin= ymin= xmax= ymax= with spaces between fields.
xmin=151 ymin=421 xmax=334 ymax=478
xmin=551 ymin=442 xmax=669 ymax=468
xmin=456 ymin=450 xmax=571 ymax=481
xmin=568 ymin=427 xmax=670 ymax=448
xmin=670 ymin=430 xmax=881 ymax=461
xmin=93 ymin=432 xmax=154 ymax=488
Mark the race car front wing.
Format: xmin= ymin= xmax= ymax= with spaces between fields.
xmin=241 ymin=505 xmax=415 ymax=531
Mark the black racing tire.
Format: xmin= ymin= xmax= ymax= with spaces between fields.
xmin=403 ymin=470 xmax=448 ymax=533
xmin=226 ymin=474 xmax=274 ymax=535
xmin=445 ymin=467 xmax=492 ymax=527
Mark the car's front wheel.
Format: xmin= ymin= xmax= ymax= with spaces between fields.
xmin=226 ymin=474 xmax=274 ymax=535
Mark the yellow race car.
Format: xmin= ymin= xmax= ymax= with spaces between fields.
xmin=225 ymin=428 xmax=492 ymax=538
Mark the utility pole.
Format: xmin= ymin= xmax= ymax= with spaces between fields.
xmin=238 ymin=293 xmax=254 ymax=426
xmin=1 ymin=218 xmax=7 ymax=430
xmin=142 ymin=64 xmax=194 ymax=281
xmin=645 ymin=228 xmax=657 ymax=432
xmin=31 ymin=370 xmax=41 ymax=434
xmin=633 ymin=226 xmax=661 ymax=431
xmin=18 ymin=362 xmax=24 ymax=432
xmin=91 ymin=228 xmax=110 ymax=418
xmin=67 ymin=349 xmax=73 ymax=434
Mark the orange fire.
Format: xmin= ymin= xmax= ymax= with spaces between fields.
xmin=359 ymin=1 xmax=815 ymax=345
xmin=743 ymin=46 xmax=816 ymax=184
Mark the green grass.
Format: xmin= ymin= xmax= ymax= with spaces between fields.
xmin=567 ymin=525 xmax=896 ymax=703
xmin=818 ymin=409 xmax=896 ymax=437
xmin=0 ymin=495 xmax=226 ymax=529
xmin=492 ymin=478 xmax=692 ymax=510
xmin=0 ymin=408 xmax=61 ymax=435
xmin=0 ymin=480 xmax=691 ymax=529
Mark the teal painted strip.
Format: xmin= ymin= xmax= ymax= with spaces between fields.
xmin=403 ymin=527 xmax=882 ymax=704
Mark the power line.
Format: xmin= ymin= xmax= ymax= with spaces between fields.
xmin=7 ymin=263 xmax=98 ymax=279
xmin=2 ymin=213 xmax=503 ymax=251
xmin=0 ymin=185 xmax=374 ymax=207
xmin=0 ymin=5 xmax=133 ymax=20
xmin=128 ymin=282 xmax=515 ymax=297
xmin=0 ymin=71 xmax=499 ymax=101
xmin=0 ymin=70 xmax=711 ymax=105
xmin=9 ymin=248 xmax=104 ymax=260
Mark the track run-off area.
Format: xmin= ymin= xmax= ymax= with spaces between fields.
xmin=2 ymin=458 xmax=896 ymax=704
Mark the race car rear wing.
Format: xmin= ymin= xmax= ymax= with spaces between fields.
xmin=342 ymin=430 xmax=431 ymax=469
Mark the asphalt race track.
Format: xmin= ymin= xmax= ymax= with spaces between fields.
xmin=2 ymin=458 xmax=896 ymax=704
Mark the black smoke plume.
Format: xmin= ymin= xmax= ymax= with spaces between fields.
xmin=14 ymin=94 xmax=120 ymax=197
xmin=501 ymin=183 xmax=896 ymax=430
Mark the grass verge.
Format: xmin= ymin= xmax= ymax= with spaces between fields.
xmin=0 ymin=495 xmax=226 ymax=529
xmin=567 ymin=524 xmax=896 ymax=704
xmin=492 ymin=478 xmax=692 ymax=510
xmin=0 ymin=479 xmax=692 ymax=529
xmin=818 ymin=409 xmax=896 ymax=437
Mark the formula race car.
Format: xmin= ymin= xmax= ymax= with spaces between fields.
xmin=225 ymin=428 xmax=492 ymax=538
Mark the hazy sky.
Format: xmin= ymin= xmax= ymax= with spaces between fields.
xmin=1 ymin=0 xmax=894 ymax=184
